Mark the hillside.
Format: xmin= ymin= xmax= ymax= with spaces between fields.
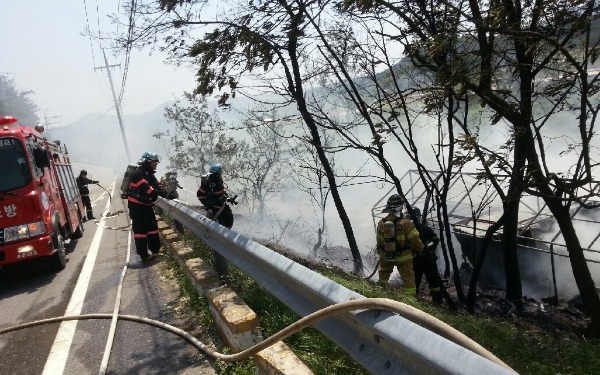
xmin=47 ymin=96 xmax=260 ymax=172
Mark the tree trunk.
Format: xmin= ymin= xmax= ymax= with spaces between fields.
xmin=284 ymin=13 xmax=364 ymax=275
xmin=437 ymin=195 xmax=466 ymax=303
xmin=312 ymin=227 xmax=323 ymax=256
xmin=542 ymin=189 xmax=600 ymax=338
xmin=467 ymin=213 xmax=506 ymax=311
xmin=301 ymin=115 xmax=364 ymax=274
xmin=501 ymin=192 xmax=523 ymax=309
xmin=494 ymin=127 xmax=526 ymax=309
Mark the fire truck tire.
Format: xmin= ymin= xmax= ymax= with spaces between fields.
xmin=48 ymin=233 xmax=67 ymax=271
xmin=71 ymin=218 xmax=84 ymax=240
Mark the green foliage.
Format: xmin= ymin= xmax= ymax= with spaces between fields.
xmin=0 ymin=74 xmax=39 ymax=125
xmin=226 ymin=269 xmax=371 ymax=375
xmin=213 ymin=358 xmax=255 ymax=374
xmin=158 ymin=93 xmax=291 ymax=215
xmin=190 ymin=25 xmax=275 ymax=98
xmin=317 ymin=268 xmax=600 ymax=375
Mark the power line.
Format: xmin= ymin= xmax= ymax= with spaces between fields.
xmin=82 ymin=0 xmax=97 ymax=67
xmin=95 ymin=49 xmax=132 ymax=162
xmin=95 ymin=0 xmax=102 ymax=48
xmin=118 ymin=0 xmax=137 ymax=104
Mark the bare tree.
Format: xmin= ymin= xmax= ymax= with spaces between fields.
xmin=155 ymin=92 xmax=230 ymax=178
xmin=156 ymin=92 xmax=291 ymax=215
xmin=341 ymin=0 xmax=600 ymax=335
xmin=295 ymin=13 xmax=466 ymax=298
xmin=228 ymin=117 xmax=292 ymax=217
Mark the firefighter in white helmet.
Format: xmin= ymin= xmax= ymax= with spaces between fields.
xmin=375 ymin=194 xmax=424 ymax=295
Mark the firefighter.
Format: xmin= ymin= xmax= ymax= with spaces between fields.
xmin=375 ymin=194 xmax=424 ymax=296
xmin=410 ymin=207 xmax=444 ymax=304
xmin=128 ymin=151 xmax=170 ymax=262
xmin=161 ymin=171 xmax=182 ymax=199
xmin=196 ymin=163 xmax=234 ymax=228
xmin=196 ymin=163 xmax=235 ymax=278
xmin=76 ymin=170 xmax=99 ymax=220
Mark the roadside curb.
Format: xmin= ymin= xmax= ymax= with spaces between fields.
xmin=157 ymin=219 xmax=314 ymax=375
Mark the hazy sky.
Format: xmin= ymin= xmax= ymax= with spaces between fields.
xmin=0 ymin=0 xmax=196 ymax=126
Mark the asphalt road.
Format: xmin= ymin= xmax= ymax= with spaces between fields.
xmin=0 ymin=179 xmax=217 ymax=375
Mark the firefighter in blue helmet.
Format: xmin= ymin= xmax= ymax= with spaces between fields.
xmin=375 ymin=194 xmax=424 ymax=295
xmin=196 ymin=163 xmax=235 ymax=278
xmin=128 ymin=151 xmax=170 ymax=262
xmin=197 ymin=163 xmax=234 ymax=228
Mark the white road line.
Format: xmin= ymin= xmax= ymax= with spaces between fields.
xmin=41 ymin=185 xmax=114 ymax=375
xmin=92 ymin=182 xmax=114 ymax=207
xmin=98 ymin=222 xmax=131 ymax=375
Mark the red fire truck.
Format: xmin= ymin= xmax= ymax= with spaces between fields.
xmin=0 ymin=116 xmax=85 ymax=271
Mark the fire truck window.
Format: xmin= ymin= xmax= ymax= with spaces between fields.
xmin=33 ymin=144 xmax=50 ymax=172
xmin=24 ymin=141 xmax=44 ymax=178
xmin=0 ymin=138 xmax=31 ymax=192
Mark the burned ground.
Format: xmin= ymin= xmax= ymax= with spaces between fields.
xmin=261 ymin=240 xmax=593 ymax=339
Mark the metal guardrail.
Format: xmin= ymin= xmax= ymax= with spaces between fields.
xmin=157 ymin=199 xmax=514 ymax=375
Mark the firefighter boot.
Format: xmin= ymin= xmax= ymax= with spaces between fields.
xmin=431 ymin=290 xmax=444 ymax=304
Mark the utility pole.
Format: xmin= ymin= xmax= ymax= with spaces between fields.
xmin=95 ymin=49 xmax=132 ymax=162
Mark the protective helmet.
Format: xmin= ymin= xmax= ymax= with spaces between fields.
xmin=410 ymin=207 xmax=422 ymax=220
xmin=383 ymin=194 xmax=404 ymax=213
xmin=209 ymin=163 xmax=222 ymax=174
xmin=139 ymin=151 xmax=161 ymax=164
xmin=80 ymin=170 xmax=87 ymax=175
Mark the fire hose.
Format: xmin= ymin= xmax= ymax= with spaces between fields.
xmin=0 ymin=298 xmax=515 ymax=372
xmin=364 ymin=259 xmax=380 ymax=280
xmin=95 ymin=182 xmax=112 ymax=203
xmin=93 ymin=183 xmax=131 ymax=230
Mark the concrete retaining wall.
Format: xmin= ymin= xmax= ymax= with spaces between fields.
xmin=157 ymin=219 xmax=314 ymax=375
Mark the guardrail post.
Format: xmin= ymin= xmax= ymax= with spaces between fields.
xmin=174 ymin=219 xmax=185 ymax=234
xmin=213 ymin=251 xmax=229 ymax=279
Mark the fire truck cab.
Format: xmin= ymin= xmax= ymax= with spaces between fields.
xmin=0 ymin=116 xmax=85 ymax=271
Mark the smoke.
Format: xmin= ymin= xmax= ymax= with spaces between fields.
xmin=57 ymin=96 xmax=600 ymax=300
xmin=533 ymin=210 xmax=600 ymax=299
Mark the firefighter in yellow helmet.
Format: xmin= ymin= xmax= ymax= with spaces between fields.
xmin=376 ymin=194 xmax=424 ymax=295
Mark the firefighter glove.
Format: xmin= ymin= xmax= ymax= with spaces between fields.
xmin=427 ymin=240 xmax=439 ymax=249
xmin=395 ymin=252 xmax=414 ymax=263
xmin=384 ymin=251 xmax=395 ymax=261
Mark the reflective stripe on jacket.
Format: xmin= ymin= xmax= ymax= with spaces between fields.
xmin=128 ymin=165 xmax=162 ymax=206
